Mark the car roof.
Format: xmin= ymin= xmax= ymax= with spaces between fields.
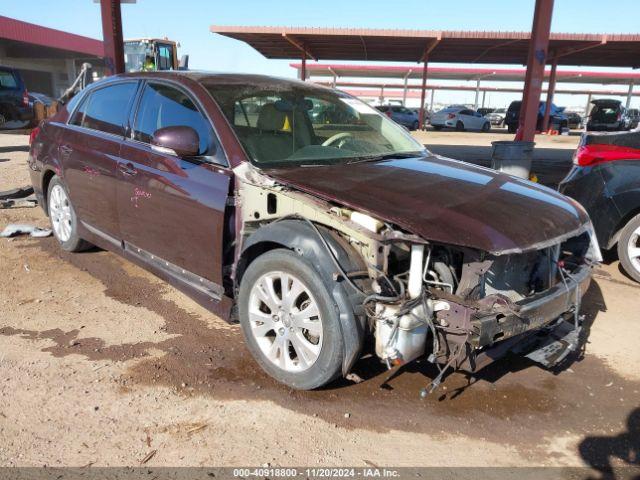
xmin=591 ymin=99 xmax=622 ymax=106
xmin=109 ymin=70 xmax=332 ymax=93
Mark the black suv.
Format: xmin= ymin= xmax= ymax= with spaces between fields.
xmin=587 ymin=99 xmax=631 ymax=132
xmin=0 ymin=66 xmax=32 ymax=129
xmin=504 ymin=100 xmax=568 ymax=133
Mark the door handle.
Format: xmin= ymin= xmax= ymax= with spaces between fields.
xmin=59 ymin=145 xmax=72 ymax=160
xmin=118 ymin=162 xmax=137 ymax=176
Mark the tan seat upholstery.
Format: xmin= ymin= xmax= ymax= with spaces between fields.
xmin=245 ymin=103 xmax=294 ymax=162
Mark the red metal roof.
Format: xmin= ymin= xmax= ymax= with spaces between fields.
xmin=337 ymin=86 xmax=640 ymax=99
xmin=0 ymin=16 xmax=103 ymax=58
xmin=292 ymin=63 xmax=640 ymax=85
xmin=211 ymin=25 xmax=640 ymax=67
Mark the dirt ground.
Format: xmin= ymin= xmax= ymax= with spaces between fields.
xmin=0 ymin=131 xmax=638 ymax=473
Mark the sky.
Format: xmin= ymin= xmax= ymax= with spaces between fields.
xmin=2 ymin=0 xmax=640 ymax=110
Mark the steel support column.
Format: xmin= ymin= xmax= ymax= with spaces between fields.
xmin=430 ymin=88 xmax=435 ymax=113
xmin=403 ymin=75 xmax=409 ymax=105
xmin=474 ymin=79 xmax=481 ymax=110
xmin=418 ymin=58 xmax=429 ymax=130
xmin=100 ymin=0 xmax=124 ymax=75
xmin=300 ymin=52 xmax=306 ymax=81
xmin=482 ymin=90 xmax=487 ymax=109
xmin=516 ymin=0 xmax=554 ymax=141
xmin=626 ymin=82 xmax=634 ymax=109
xmin=541 ymin=57 xmax=558 ymax=131
xmin=585 ymin=92 xmax=592 ymax=118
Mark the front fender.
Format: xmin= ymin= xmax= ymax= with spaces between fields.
xmin=239 ymin=219 xmax=367 ymax=375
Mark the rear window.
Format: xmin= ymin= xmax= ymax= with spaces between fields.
xmin=0 ymin=70 xmax=19 ymax=90
xmin=591 ymin=104 xmax=620 ymax=122
xmin=70 ymin=82 xmax=138 ymax=136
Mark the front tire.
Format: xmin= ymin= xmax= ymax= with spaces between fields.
xmin=617 ymin=214 xmax=640 ymax=283
xmin=411 ymin=121 xmax=419 ymax=131
xmin=47 ymin=176 xmax=92 ymax=252
xmin=482 ymin=122 xmax=490 ymax=132
xmin=238 ymin=249 xmax=344 ymax=390
xmin=455 ymin=121 xmax=465 ymax=131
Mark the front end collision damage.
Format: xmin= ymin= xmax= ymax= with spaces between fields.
xmin=231 ymin=163 xmax=597 ymax=389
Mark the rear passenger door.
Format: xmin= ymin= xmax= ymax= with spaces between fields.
xmin=117 ymin=81 xmax=231 ymax=288
xmin=61 ymin=81 xmax=139 ymax=240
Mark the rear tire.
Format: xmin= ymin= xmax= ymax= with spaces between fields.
xmin=411 ymin=121 xmax=419 ymax=131
xmin=507 ymin=124 xmax=517 ymax=133
xmin=238 ymin=249 xmax=345 ymax=390
xmin=47 ymin=176 xmax=92 ymax=252
xmin=482 ymin=122 xmax=490 ymax=132
xmin=617 ymin=214 xmax=640 ymax=283
xmin=455 ymin=121 xmax=465 ymax=131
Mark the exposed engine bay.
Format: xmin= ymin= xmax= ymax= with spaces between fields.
xmin=233 ymin=163 xmax=598 ymax=393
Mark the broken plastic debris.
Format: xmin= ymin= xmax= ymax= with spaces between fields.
xmin=0 ymin=224 xmax=52 ymax=238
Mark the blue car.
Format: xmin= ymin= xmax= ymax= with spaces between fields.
xmin=376 ymin=105 xmax=420 ymax=131
xmin=0 ymin=66 xmax=33 ymax=129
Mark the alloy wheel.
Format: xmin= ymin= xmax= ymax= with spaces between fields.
xmin=627 ymin=226 xmax=640 ymax=274
xmin=248 ymin=271 xmax=323 ymax=372
xmin=49 ymin=184 xmax=73 ymax=242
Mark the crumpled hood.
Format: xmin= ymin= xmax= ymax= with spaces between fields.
xmin=264 ymin=154 xmax=591 ymax=255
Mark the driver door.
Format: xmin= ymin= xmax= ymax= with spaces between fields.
xmin=116 ymin=81 xmax=231 ymax=286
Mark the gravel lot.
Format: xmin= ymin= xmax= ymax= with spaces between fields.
xmin=0 ymin=131 xmax=638 ymax=473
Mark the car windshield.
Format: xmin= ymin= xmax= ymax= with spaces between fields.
xmin=494 ymin=108 xmax=506 ymax=114
xmin=206 ymin=83 xmax=424 ymax=167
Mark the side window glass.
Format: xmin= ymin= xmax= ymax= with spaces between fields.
xmin=133 ymin=83 xmax=214 ymax=156
xmin=157 ymin=45 xmax=173 ymax=70
xmin=70 ymin=83 xmax=137 ymax=136
xmin=0 ymin=71 xmax=18 ymax=90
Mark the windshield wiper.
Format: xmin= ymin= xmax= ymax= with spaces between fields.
xmin=346 ymin=151 xmax=423 ymax=165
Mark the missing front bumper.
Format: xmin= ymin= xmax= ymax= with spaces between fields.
xmin=438 ymin=263 xmax=591 ymax=373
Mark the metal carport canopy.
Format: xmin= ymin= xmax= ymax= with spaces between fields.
xmin=290 ymin=64 xmax=640 ymax=86
xmin=210 ymin=25 xmax=640 ymax=67
xmin=0 ymin=15 xmax=103 ymax=59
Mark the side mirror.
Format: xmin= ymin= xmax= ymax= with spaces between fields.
xmin=151 ymin=126 xmax=199 ymax=157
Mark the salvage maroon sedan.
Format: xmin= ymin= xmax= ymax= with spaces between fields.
xmin=28 ymin=72 xmax=600 ymax=392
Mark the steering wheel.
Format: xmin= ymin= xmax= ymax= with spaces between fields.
xmin=322 ymin=132 xmax=353 ymax=148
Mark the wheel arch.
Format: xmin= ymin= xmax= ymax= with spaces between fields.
xmin=40 ymin=167 xmax=58 ymax=216
xmin=607 ymin=205 xmax=640 ymax=250
xmin=236 ymin=219 xmax=368 ymax=375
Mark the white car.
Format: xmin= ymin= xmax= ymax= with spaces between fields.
xmin=430 ymin=106 xmax=491 ymax=132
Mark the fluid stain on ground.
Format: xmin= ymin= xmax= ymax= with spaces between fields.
xmin=2 ymin=238 xmax=639 ymax=457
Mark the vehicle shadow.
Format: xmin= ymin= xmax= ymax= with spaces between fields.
xmin=425 ymin=143 xmax=574 ymax=188
xmin=597 ymin=249 xmax=640 ymax=286
xmin=578 ymin=408 xmax=640 ymax=480
xmin=0 ymin=145 xmax=29 ymax=153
